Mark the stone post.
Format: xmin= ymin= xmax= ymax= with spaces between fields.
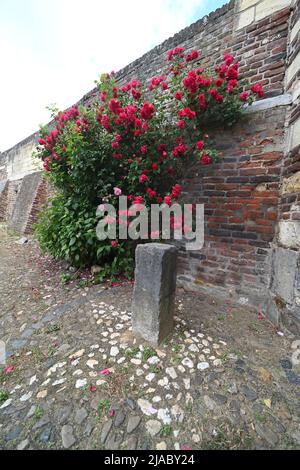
xmin=132 ymin=243 xmax=178 ymax=346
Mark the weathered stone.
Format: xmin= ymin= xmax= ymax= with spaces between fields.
xmin=240 ymin=385 xmax=257 ymax=401
xmin=255 ymin=424 xmax=278 ymax=447
xmin=100 ymin=421 xmax=113 ymax=444
xmin=61 ymin=425 xmax=76 ymax=449
xmin=132 ymin=244 xmax=177 ymax=346
xmin=114 ymin=410 xmax=126 ymax=427
xmin=146 ymin=420 xmax=162 ymax=437
xmin=17 ymin=439 xmax=29 ymax=450
xmin=123 ymin=436 xmax=138 ymax=450
xmin=75 ymin=408 xmax=88 ymax=425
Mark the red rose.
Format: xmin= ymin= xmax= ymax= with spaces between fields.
xmin=201 ymin=154 xmax=212 ymax=165
xmin=196 ymin=140 xmax=204 ymax=151
xmin=139 ymin=174 xmax=148 ymax=183
xmin=174 ymin=91 xmax=183 ymax=100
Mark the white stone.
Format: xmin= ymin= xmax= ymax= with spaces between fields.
xmin=29 ymin=375 xmax=37 ymax=386
xmin=182 ymin=358 xmax=194 ymax=369
xmin=197 ymin=362 xmax=210 ymax=371
xmin=183 ymin=378 xmax=191 ymax=390
xmin=158 ymin=377 xmax=169 ymax=387
xmin=52 ymin=379 xmax=66 ymax=386
xmin=96 ymin=379 xmax=107 ymax=386
xmin=137 ymin=399 xmax=157 ymax=416
xmin=86 ymin=359 xmax=99 ymax=369
xmin=153 ymin=396 xmax=162 ymax=403
xmin=148 ymin=356 xmax=160 ymax=365
xmin=166 ymin=367 xmax=178 ymax=379
xmin=73 ymin=369 xmax=83 ymax=376
xmin=110 ymin=347 xmax=119 ymax=357
xmin=136 ymin=369 xmax=144 ymax=377
xmin=178 ymin=365 xmax=185 ymax=373
xmin=171 ymin=404 xmax=185 ymax=422
xmin=156 ymin=442 xmax=167 ymax=450
xmin=146 ymin=420 xmax=162 ymax=437
xmin=69 ymin=350 xmax=85 ymax=359
xmin=131 ymin=359 xmax=142 ymax=365
xmin=0 ymin=399 xmax=12 ymax=409
xmin=20 ymin=392 xmax=33 ymax=402
xmin=188 ymin=344 xmax=199 ymax=353
xmin=146 ymin=373 xmax=156 ymax=382
xmin=37 ymin=390 xmax=48 ymax=399
xmin=158 ymin=408 xmax=172 ymax=425
xmin=213 ymin=359 xmax=222 ymax=367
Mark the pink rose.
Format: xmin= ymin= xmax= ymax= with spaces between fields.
xmin=114 ymin=187 xmax=122 ymax=196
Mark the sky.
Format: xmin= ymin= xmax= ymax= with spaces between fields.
xmin=0 ymin=0 xmax=226 ymax=152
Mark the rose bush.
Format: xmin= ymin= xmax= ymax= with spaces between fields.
xmin=35 ymin=48 xmax=263 ymax=277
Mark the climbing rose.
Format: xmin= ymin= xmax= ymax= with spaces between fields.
xmin=174 ymin=91 xmax=183 ymax=100
xmin=140 ymin=102 xmax=156 ymax=120
xmin=251 ymin=83 xmax=264 ymax=98
xmin=111 ymin=240 xmax=118 ymax=248
xmin=196 ymin=140 xmax=204 ymax=151
xmin=139 ymin=174 xmax=148 ymax=183
xmin=240 ymin=91 xmax=250 ymax=102
xmin=201 ymin=154 xmax=212 ymax=165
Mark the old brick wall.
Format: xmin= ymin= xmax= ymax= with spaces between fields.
xmin=0 ymin=0 xmax=298 ymax=327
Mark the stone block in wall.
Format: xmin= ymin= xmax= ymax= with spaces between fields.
xmin=236 ymin=0 xmax=291 ymax=30
xmin=271 ymin=247 xmax=299 ymax=303
xmin=9 ymin=172 xmax=43 ymax=233
xmin=288 ymin=116 xmax=300 ymax=150
xmin=269 ymin=247 xmax=300 ymax=333
xmin=282 ymin=170 xmax=300 ymax=194
xmin=255 ymin=0 xmax=291 ymax=21
xmin=0 ymin=180 xmax=8 ymax=221
xmin=278 ymin=220 xmax=300 ymax=249
xmin=239 ymin=0 xmax=259 ymax=10
xmin=286 ymin=51 xmax=300 ymax=87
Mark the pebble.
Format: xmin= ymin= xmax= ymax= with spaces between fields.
xmin=158 ymin=408 xmax=172 ymax=425
xmin=156 ymin=442 xmax=167 ymax=450
xmin=127 ymin=415 xmax=142 ymax=434
xmin=182 ymin=358 xmax=194 ymax=369
xmin=146 ymin=373 xmax=156 ymax=382
xmin=86 ymin=359 xmax=98 ymax=369
xmin=166 ymin=367 xmax=178 ymax=379
xmin=146 ymin=420 xmax=162 ymax=437
xmin=197 ymin=362 xmax=210 ymax=370
xmin=20 ymin=392 xmax=33 ymax=402
xmin=75 ymin=379 xmax=87 ymax=389
xmin=17 ymin=439 xmax=29 ymax=450
xmin=37 ymin=390 xmax=48 ymax=399
xmin=110 ymin=347 xmax=119 ymax=357
xmin=75 ymin=408 xmax=88 ymax=425
xmin=138 ymin=399 xmax=157 ymax=416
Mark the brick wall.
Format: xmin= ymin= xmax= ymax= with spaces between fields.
xmin=0 ymin=0 xmax=299 ymax=327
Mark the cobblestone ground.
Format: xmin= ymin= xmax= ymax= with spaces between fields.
xmin=0 ymin=224 xmax=300 ymax=450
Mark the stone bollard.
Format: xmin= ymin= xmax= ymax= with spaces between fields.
xmin=132 ymin=243 xmax=178 ymax=346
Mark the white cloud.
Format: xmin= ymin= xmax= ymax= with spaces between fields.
xmin=0 ymin=0 xmax=209 ymax=151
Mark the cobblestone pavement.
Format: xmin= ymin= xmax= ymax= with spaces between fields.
xmin=0 ymin=225 xmax=300 ymax=450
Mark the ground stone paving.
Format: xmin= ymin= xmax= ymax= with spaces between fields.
xmin=0 ymin=225 xmax=300 ymax=450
